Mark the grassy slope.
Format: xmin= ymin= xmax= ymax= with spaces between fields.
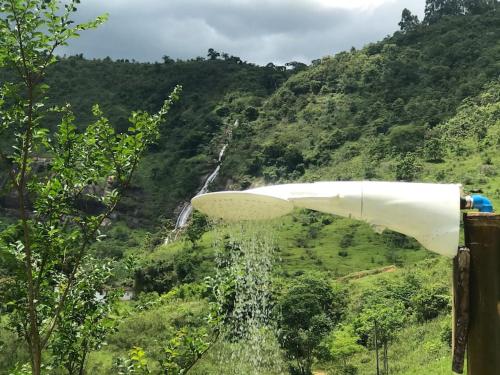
xmin=343 ymin=258 xmax=454 ymax=375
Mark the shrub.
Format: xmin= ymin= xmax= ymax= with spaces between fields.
xmin=412 ymin=286 xmax=451 ymax=322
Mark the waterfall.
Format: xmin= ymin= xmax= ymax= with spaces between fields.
xmin=174 ymin=151 xmax=225 ymax=229
xmin=164 ymin=121 xmax=237 ymax=244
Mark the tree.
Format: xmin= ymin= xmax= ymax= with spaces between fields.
xmin=424 ymin=0 xmax=464 ymax=24
xmin=394 ymin=153 xmax=423 ymax=181
xmin=285 ymin=61 xmax=308 ymax=72
xmin=158 ymin=327 xmax=211 ymax=374
xmin=423 ymin=137 xmax=445 ymax=162
xmin=354 ymin=302 xmax=406 ymax=375
xmin=321 ymin=325 xmax=365 ymax=374
xmin=0 ymin=1 xmax=180 ymax=374
xmin=49 ymin=260 xmax=121 ymax=375
xmin=207 ymin=48 xmax=220 ymax=60
xmin=162 ymin=55 xmax=174 ymax=64
xmin=463 ymin=0 xmax=498 ymax=14
xmin=186 ymin=211 xmax=208 ymax=247
xmin=411 ymin=285 xmax=451 ymax=322
xmin=388 ymin=125 xmax=425 ymax=154
xmin=398 ymin=8 xmax=420 ymax=32
xmin=277 ymin=275 xmax=347 ymax=375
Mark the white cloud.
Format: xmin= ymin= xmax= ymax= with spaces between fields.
xmin=314 ymin=0 xmax=397 ymax=10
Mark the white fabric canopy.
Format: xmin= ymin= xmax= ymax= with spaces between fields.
xmin=192 ymin=181 xmax=462 ymax=257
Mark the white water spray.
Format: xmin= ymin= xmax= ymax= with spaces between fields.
xmin=192 ymin=222 xmax=287 ymax=375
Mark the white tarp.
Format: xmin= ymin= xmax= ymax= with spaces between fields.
xmin=192 ymin=181 xmax=462 ymax=257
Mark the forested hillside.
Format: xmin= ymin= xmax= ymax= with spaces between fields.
xmin=1 ymin=2 xmax=499 ymax=375
xmin=1 ymin=8 xmax=498 ymax=226
xmin=219 ymin=10 xmax=500 ymax=191
xmin=0 ymin=55 xmax=292 ymax=226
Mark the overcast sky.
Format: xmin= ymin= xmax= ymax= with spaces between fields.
xmin=59 ymin=0 xmax=426 ymax=65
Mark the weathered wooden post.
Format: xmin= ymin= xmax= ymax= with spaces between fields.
xmin=464 ymin=212 xmax=500 ymax=375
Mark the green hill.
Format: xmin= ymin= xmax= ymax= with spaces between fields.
xmin=219 ymin=11 xmax=499 ymax=192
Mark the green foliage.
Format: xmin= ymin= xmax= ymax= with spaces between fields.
xmin=186 ymin=211 xmax=208 ymax=247
xmin=319 ymin=324 xmax=365 ymax=372
xmin=440 ymin=317 xmax=453 ymax=347
xmin=354 ymin=301 xmax=406 ymax=345
xmin=113 ymin=346 xmax=151 ymax=374
xmin=380 ymin=230 xmax=420 ymax=250
xmin=134 ymin=245 xmax=204 ymax=294
xmin=394 ymin=153 xmax=423 ymax=181
xmin=0 ymin=2 xmax=180 ymax=374
xmin=423 ymin=137 xmax=445 ymax=162
xmin=424 ymin=0 xmax=497 ymax=25
xmin=159 ymin=327 xmax=211 ymax=374
xmin=424 ymin=0 xmax=464 ymax=24
xmin=353 ymin=301 xmax=406 ymax=374
xmin=411 ymin=285 xmax=451 ymax=322
xmin=49 ymin=259 xmax=121 ymax=374
xmin=388 ymin=125 xmax=425 ymax=154
xmin=399 ymin=8 xmax=420 ymax=32
xmin=277 ymin=275 xmax=348 ymax=375
xmin=1 ymin=3 xmax=499 ymax=375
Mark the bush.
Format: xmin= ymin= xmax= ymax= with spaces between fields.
xmin=394 ymin=153 xmax=423 ymax=181
xmin=389 ymin=125 xmax=425 ymax=153
xmin=440 ymin=319 xmax=452 ymax=347
xmin=412 ymin=286 xmax=451 ymax=322
xmin=381 ymin=230 xmax=419 ymax=249
xmin=244 ymin=106 xmax=259 ymax=121
xmin=339 ymin=233 xmax=354 ymax=248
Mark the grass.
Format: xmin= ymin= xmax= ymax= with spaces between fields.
xmin=315 ymin=257 xmax=456 ymax=375
xmin=350 ymin=315 xmax=454 ymax=375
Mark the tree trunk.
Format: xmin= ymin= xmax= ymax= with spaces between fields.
xmin=79 ymin=345 xmax=89 ymax=375
xmin=31 ymin=339 xmax=42 ymax=375
xmin=383 ymin=341 xmax=388 ymax=374
xmin=374 ymin=321 xmax=380 ymax=375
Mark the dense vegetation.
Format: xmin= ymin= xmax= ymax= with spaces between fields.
xmin=1 ymin=0 xmax=499 ymax=374
xmin=0 ymin=47 xmax=292 ymax=227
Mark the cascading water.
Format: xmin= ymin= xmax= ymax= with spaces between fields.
xmin=165 ymin=121 xmax=237 ymax=246
xmin=174 ymin=149 xmax=225 ymax=229
xmin=191 ymin=221 xmax=287 ymax=375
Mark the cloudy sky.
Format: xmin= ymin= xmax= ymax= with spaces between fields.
xmin=60 ymin=0 xmax=426 ymax=65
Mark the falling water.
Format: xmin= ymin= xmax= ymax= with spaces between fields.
xmin=193 ymin=221 xmax=287 ymax=375
xmin=163 ymin=143 xmax=228 ymax=245
xmin=174 ymin=121 xmax=236 ymax=231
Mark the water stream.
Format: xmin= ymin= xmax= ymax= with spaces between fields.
xmin=174 ymin=145 xmax=226 ymax=229
xmin=168 ymin=121 xmax=236 ymax=243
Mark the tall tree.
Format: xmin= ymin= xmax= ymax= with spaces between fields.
xmin=463 ymin=0 xmax=498 ymax=14
xmin=398 ymin=8 xmax=420 ymax=32
xmin=424 ymin=0 xmax=464 ymax=24
xmin=0 ymin=1 xmax=180 ymax=374
xmin=354 ymin=302 xmax=406 ymax=375
xmin=277 ymin=275 xmax=347 ymax=375
xmin=207 ymin=48 xmax=220 ymax=60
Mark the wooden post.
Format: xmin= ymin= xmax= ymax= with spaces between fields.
xmin=452 ymin=246 xmax=470 ymax=374
xmin=464 ymin=213 xmax=500 ymax=375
